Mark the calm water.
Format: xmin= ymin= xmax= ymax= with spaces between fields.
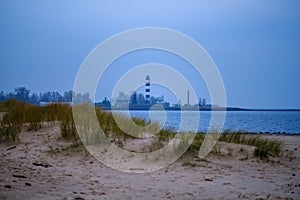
xmin=115 ymin=110 xmax=300 ymax=134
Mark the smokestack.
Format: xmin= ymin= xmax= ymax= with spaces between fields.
xmin=187 ymin=90 xmax=190 ymax=105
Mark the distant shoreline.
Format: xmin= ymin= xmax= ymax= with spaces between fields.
xmin=100 ymin=106 xmax=300 ymax=112
xmin=245 ymin=109 xmax=300 ymax=112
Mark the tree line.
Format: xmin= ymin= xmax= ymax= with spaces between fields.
xmin=0 ymin=87 xmax=74 ymax=105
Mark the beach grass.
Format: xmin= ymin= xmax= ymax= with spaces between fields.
xmin=219 ymin=131 xmax=282 ymax=159
xmin=0 ymin=100 xmax=283 ymax=159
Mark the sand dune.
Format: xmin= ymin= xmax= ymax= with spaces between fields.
xmin=0 ymin=124 xmax=299 ymax=199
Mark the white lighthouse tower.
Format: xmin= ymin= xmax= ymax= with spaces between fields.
xmin=145 ymin=75 xmax=151 ymax=103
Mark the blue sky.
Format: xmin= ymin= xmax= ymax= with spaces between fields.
xmin=0 ymin=0 xmax=300 ymax=109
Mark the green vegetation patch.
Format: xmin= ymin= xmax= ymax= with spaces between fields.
xmin=0 ymin=100 xmax=283 ymax=159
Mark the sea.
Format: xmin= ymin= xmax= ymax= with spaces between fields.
xmin=114 ymin=110 xmax=300 ymax=134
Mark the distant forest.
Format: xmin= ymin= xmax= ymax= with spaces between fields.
xmin=0 ymin=87 xmax=77 ymax=105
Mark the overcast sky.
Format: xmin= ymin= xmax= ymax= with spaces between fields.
xmin=1 ymin=0 xmax=300 ymax=109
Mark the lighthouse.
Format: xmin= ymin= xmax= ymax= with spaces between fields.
xmin=145 ymin=75 xmax=151 ymax=103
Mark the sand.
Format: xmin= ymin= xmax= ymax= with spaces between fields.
xmin=0 ymin=124 xmax=299 ymax=200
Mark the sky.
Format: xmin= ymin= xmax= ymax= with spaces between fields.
xmin=0 ymin=0 xmax=300 ymax=109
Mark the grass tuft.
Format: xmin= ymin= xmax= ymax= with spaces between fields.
xmin=219 ymin=131 xmax=282 ymax=159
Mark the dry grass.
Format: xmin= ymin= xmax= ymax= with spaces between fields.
xmin=219 ymin=131 xmax=282 ymax=159
xmin=0 ymin=100 xmax=283 ymax=159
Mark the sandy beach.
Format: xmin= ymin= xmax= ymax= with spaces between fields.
xmin=0 ymin=124 xmax=299 ymax=200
